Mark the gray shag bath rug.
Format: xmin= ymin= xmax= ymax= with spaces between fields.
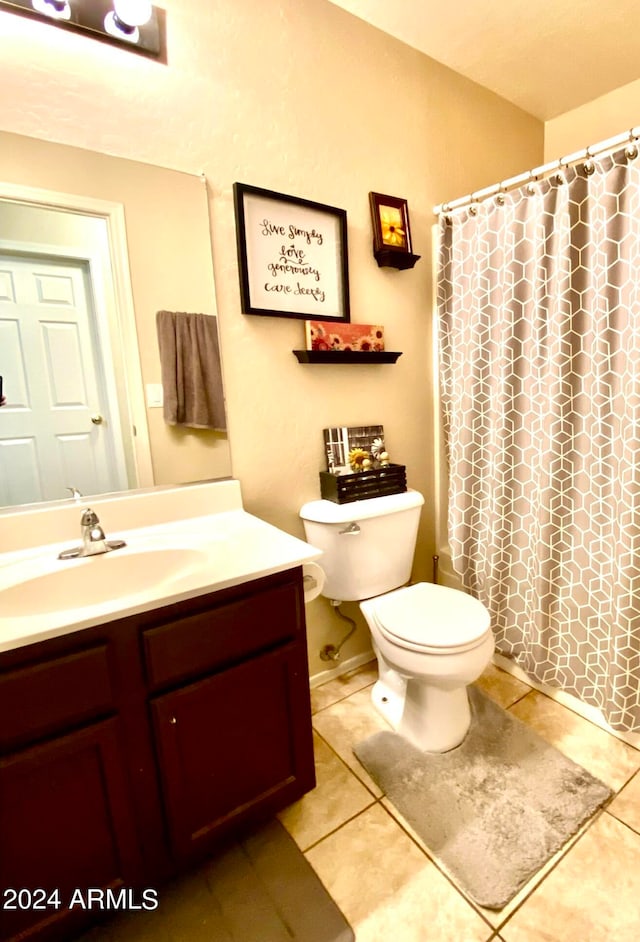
xmin=354 ymin=686 xmax=612 ymax=910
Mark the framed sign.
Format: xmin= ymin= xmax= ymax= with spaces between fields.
xmin=233 ymin=183 xmax=350 ymax=321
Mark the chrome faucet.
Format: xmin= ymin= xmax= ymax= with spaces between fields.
xmin=58 ymin=507 xmax=127 ymax=560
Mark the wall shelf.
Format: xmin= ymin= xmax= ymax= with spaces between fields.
xmin=292 ymin=350 xmax=402 ymax=364
xmin=373 ymin=249 xmax=421 ymax=270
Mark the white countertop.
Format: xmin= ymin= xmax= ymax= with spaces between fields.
xmin=0 ymin=482 xmax=322 ymax=653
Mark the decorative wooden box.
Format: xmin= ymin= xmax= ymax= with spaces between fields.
xmin=319 ymin=463 xmax=407 ymax=504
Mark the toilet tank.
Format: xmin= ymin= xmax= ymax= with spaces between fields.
xmin=299 ymin=490 xmax=424 ymax=602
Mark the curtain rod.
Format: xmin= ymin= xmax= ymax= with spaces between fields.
xmin=433 ymin=126 xmax=640 ymax=216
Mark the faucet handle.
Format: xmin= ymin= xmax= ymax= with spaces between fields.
xmin=81 ymin=508 xmax=100 ymax=527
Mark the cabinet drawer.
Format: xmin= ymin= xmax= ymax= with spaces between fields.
xmin=0 ymin=645 xmax=115 ymax=752
xmin=143 ymin=578 xmax=303 ymax=689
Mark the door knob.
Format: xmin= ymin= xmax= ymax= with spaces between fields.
xmin=91 ymin=414 xmax=104 ymax=425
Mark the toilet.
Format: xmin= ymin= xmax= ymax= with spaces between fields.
xmin=300 ymin=490 xmax=494 ymax=752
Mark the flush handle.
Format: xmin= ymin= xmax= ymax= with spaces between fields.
xmin=339 ymin=522 xmax=360 ymax=535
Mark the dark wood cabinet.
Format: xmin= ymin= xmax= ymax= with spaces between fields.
xmin=0 ymin=719 xmax=144 ymax=942
xmin=151 ymin=644 xmax=314 ymax=865
xmin=0 ymin=567 xmax=315 ymax=942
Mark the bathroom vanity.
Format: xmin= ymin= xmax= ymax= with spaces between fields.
xmin=0 ymin=481 xmax=321 ymax=941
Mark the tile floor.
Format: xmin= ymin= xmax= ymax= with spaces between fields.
xmin=79 ymin=660 xmax=640 ymax=941
xmin=275 ymin=660 xmax=640 ymax=942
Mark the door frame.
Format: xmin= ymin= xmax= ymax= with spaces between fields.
xmin=0 ymin=182 xmax=153 ymax=490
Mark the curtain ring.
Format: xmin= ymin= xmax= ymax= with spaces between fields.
xmin=469 ymin=204 xmax=478 ymax=216
xmin=553 ymin=173 xmax=565 ymax=185
xmin=525 ymin=183 xmax=536 ymax=196
xmin=582 ymin=160 xmax=595 ymax=176
xmin=625 ymin=144 xmax=638 ymax=161
xmin=495 ymin=193 xmax=505 ymax=206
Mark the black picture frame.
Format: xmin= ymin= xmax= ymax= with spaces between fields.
xmin=233 ymin=182 xmax=350 ymax=321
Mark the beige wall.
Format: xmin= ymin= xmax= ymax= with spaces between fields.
xmin=545 ymin=78 xmax=640 ymax=160
xmin=0 ymin=0 xmax=543 ymax=678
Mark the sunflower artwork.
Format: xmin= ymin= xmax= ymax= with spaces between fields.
xmin=305 ymin=320 xmax=384 ymax=352
xmin=369 ymin=192 xmax=420 ymax=270
xmin=369 ymin=192 xmax=412 ymax=252
xmin=378 ymin=204 xmax=407 ymax=248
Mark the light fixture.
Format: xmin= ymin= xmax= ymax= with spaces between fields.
xmin=0 ymin=0 xmax=166 ymax=60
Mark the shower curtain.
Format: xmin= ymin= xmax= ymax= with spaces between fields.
xmin=437 ymin=145 xmax=640 ymax=732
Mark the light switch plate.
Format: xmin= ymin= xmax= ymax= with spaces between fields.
xmin=146 ymin=383 xmax=164 ymax=408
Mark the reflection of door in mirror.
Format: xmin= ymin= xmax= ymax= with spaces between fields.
xmin=0 ymin=189 xmax=152 ymax=507
xmin=0 ymin=253 xmax=130 ymax=505
xmin=0 ymin=131 xmax=232 ymax=514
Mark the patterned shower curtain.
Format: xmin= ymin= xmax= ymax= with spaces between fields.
xmin=437 ymin=144 xmax=640 ymax=732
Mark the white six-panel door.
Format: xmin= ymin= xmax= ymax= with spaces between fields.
xmin=0 ymin=253 xmax=128 ymax=505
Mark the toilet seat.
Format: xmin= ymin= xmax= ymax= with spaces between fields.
xmin=370 ymin=582 xmax=491 ymax=654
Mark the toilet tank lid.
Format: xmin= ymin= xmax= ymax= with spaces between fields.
xmin=300 ymin=489 xmax=424 ymax=523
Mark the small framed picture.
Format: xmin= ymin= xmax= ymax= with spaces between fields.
xmin=369 ymin=192 xmax=413 ymax=255
xmin=305 ymin=320 xmax=384 ymax=352
xmin=233 ymin=182 xmax=350 ymax=321
xmin=323 ymin=425 xmax=386 ymax=473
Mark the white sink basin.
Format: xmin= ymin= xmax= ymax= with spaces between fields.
xmin=0 ymin=491 xmax=322 ymax=654
xmin=0 ymin=546 xmax=208 ymax=618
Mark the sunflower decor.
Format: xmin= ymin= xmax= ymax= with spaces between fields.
xmin=369 ymin=191 xmax=421 ymax=270
xmin=348 ymin=447 xmax=370 ymax=472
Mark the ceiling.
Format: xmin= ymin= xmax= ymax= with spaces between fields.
xmin=327 ymin=0 xmax=640 ymax=121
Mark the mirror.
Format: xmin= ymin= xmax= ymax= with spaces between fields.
xmin=0 ymin=130 xmax=231 ymax=511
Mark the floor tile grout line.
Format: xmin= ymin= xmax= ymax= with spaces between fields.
xmin=300 ymin=799 xmax=379 ymax=855
xmin=373 ymin=798 xmax=496 ymax=937
xmin=508 ymin=684 xmax=640 ymax=754
xmin=492 ymin=806 xmax=608 ymax=935
xmin=311 ymin=679 xmax=376 ymax=717
xmin=609 ymin=762 xmax=640 ymax=797
xmin=603 ymin=805 xmax=640 ymax=840
xmin=502 ymin=689 xmax=533 ymax=710
xmin=311 ymin=725 xmax=383 ymax=800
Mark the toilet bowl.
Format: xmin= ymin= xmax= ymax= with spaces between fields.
xmin=360 ymin=582 xmax=494 ymax=752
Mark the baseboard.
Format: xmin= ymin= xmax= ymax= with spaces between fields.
xmin=309 ymin=650 xmax=375 ymax=689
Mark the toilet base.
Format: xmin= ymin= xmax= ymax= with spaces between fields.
xmin=371 ymin=678 xmax=405 ymax=729
xmin=400 ymin=679 xmax=471 ymax=752
xmin=370 ymin=672 xmax=472 ymax=753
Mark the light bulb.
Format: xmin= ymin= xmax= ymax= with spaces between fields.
xmin=32 ymin=0 xmax=71 ymax=20
xmin=104 ymin=0 xmax=153 ymax=44
xmin=113 ymin=0 xmax=153 ymax=28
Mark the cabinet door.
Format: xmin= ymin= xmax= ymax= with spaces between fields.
xmin=0 ymin=718 xmax=143 ymax=942
xmin=151 ymin=645 xmax=315 ymax=865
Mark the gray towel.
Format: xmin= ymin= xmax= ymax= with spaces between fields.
xmin=156 ymin=311 xmax=227 ymax=430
